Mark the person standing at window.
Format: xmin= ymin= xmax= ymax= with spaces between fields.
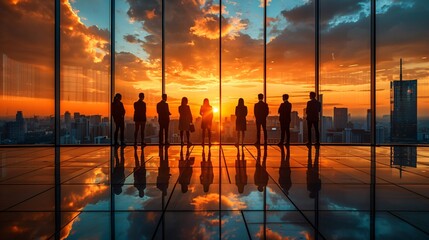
xmin=112 ymin=93 xmax=125 ymax=146
xmin=200 ymin=98 xmax=213 ymax=146
xmin=157 ymin=94 xmax=171 ymax=145
xmin=179 ymin=97 xmax=193 ymax=147
xmin=235 ymin=98 xmax=248 ymax=146
xmin=278 ymin=94 xmax=292 ymax=146
xmin=254 ymin=93 xmax=269 ymax=146
xmin=306 ymin=92 xmax=321 ymax=146
xmin=134 ymin=93 xmax=146 ymax=147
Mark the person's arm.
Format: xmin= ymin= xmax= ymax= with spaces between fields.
xmin=278 ymin=104 xmax=282 ymax=114
xmin=244 ymin=106 xmax=248 ymax=117
xmin=200 ymin=106 xmax=203 ymax=116
xmin=265 ymin=104 xmax=269 ymax=118
xmin=254 ymin=104 xmax=257 ymax=118
xmin=189 ymin=106 xmax=193 ymax=122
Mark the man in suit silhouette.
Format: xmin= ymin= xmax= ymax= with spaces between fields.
xmin=306 ymin=92 xmax=321 ymax=146
xmin=278 ymin=94 xmax=292 ymax=146
xmin=134 ymin=92 xmax=146 ymax=146
xmin=254 ymin=93 xmax=269 ymax=145
xmin=157 ymin=94 xmax=171 ymax=145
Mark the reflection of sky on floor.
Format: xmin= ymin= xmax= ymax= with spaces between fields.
xmin=1 ymin=145 xmax=429 ymax=239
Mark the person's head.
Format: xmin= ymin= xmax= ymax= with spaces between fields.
xmin=309 ymin=92 xmax=316 ymax=99
xmin=282 ymin=94 xmax=289 ymax=101
xmin=204 ymin=184 xmax=210 ymax=193
xmin=162 ymin=93 xmax=167 ymax=101
xmin=139 ymin=189 xmax=145 ymax=198
xmin=238 ymin=98 xmax=244 ymax=106
xmin=114 ymin=93 xmax=122 ymax=101
xmin=238 ymin=184 xmax=244 ymax=194
xmin=181 ymin=97 xmax=188 ymax=105
xmin=258 ymin=93 xmax=264 ymax=101
xmin=257 ymin=185 xmax=264 ymax=192
xmin=203 ymin=98 xmax=209 ymax=106
xmin=139 ymin=92 xmax=144 ymax=100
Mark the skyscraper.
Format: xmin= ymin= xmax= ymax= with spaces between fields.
xmin=334 ymin=107 xmax=348 ymax=131
xmin=390 ymin=59 xmax=417 ymax=143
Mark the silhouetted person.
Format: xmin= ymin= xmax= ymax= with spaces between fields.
xmin=235 ymin=98 xmax=248 ymax=146
xmin=200 ymin=98 xmax=213 ymax=146
xmin=134 ymin=92 xmax=146 ymax=147
xmin=134 ymin=147 xmax=146 ymax=198
xmin=112 ymin=147 xmax=125 ymax=195
xmin=179 ymin=146 xmax=194 ymax=193
xmin=157 ymin=145 xmax=170 ymax=197
xmin=306 ymin=92 xmax=321 ymax=146
xmin=112 ymin=93 xmax=125 ymax=146
xmin=235 ymin=146 xmax=247 ymax=194
xmin=254 ymin=93 xmax=269 ymax=145
xmin=200 ymin=148 xmax=214 ymax=193
xmin=307 ymin=146 xmax=321 ymax=199
xmin=278 ymin=94 xmax=292 ymax=146
xmin=157 ymin=94 xmax=171 ymax=145
xmin=254 ymin=146 xmax=268 ymax=192
xmin=279 ymin=146 xmax=292 ymax=196
xmin=179 ymin=97 xmax=193 ymax=146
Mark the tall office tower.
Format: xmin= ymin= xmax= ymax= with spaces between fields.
xmin=333 ymin=107 xmax=348 ymax=131
xmin=390 ymin=59 xmax=417 ymax=143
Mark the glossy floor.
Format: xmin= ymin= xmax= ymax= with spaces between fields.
xmin=1 ymin=145 xmax=429 ymax=239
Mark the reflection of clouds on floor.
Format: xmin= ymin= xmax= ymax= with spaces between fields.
xmin=192 ymin=193 xmax=247 ymax=211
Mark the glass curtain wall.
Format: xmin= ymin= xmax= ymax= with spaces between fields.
xmin=267 ymin=0 xmax=315 ymax=144
xmin=1 ymin=0 xmax=428 ymax=146
xmin=0 ymin=1 xmax=55 ymax=144
xmin=59 ymin=0 xmax=111 ymax=144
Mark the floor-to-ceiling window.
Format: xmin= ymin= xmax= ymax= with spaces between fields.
xmin=0 ymin=0 xmax=55 ymax=144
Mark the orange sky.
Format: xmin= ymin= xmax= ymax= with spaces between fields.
xmin=1 ymin=0 xmax=428 ymax=120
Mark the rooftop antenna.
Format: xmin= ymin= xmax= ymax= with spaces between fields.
xmin=400 ymin=58 xmax=403 ymax=81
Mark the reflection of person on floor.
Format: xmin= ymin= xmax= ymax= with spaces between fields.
xmin=179 ymin=146 xmax=194 ymax=193
xmin=200 ymin=148 xmax=214 ymax=193
xmin=254 ymin=146 xmax=268 ymax=192
xmin=279 ymin=146 xmax=292 ymax=196
xmin=307 ymin=147 xmax=321 ymax=199
xmin=157 ymin=146 xmax=170 ymax=196
xmin=112 ymin=147 xmax=125 ymax=195
xmin=235 ymin=146 xmax=247 ymax=194
xmin=134 ymin=147 xmax=146 ymax=198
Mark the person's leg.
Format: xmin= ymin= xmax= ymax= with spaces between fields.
xmin=307 ymin=121 xmax=312 ymax=144
xmin=314 ymin=121 xmax=320 ymax=144
xmin=286 ymin=121 xmax=291 ymax=145
xmin=256 ymin=122 xmax=261 ymax=144
xmin=208 ymin=129 xmax=211 ymax=145
xmin=159 ymin=126 xmax=163 ymax=145
xmin=134 ymin=122 xmax=140 ymax=145
xmin=279 ymin=122 xmax=285 ymax=144
xmin=262 ymin=121 xmax=267 ymax=145
xmin=180 ymin=131 xmax=184 ymax=145
xmin=186 ymin=131 xmax=191 ymax=145
xmin=242 ymin=131 xmax=245 ymax=145
xmin=119 ymin=120 xmax=125 ymax=145
xmin=165 ymin=124 xmax=169 ymax=144
xmin=236 ymin=131 xmax=240 ymax=145
xmin=202 ymin=129 xmax=205 ymax=145
xmin=114 ymin=121 xmax=119 ymax=145
xmin=141 ymin=122 xmax=146 ymax=145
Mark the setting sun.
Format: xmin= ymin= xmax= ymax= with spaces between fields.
xmin=213 ymin=107 xmax=219 ymax=113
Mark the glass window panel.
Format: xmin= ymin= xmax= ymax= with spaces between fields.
xmin=115 ymin=0 xmax=162 ymax=144
xmin=320 ymin=0 xmax=371 ymax=144
xmin=267 ymin=0 xmax=315 ymax=144
xmin=221 ymin=0 xmax=264 ymax=144
xmin=0 ymin=1 xmax=55 ymax=144
xmin=165 ymin=0 xmax=220 ymax=145
xmin=376 ymin=0 xmax=429 ymax=144
xmin=60 ymin=0 xmax=111 ymax=144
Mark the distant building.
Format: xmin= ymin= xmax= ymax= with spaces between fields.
xmin=334 ymin=107 xmax=348 ymax=131
xmin=390 ymin=60 xmax=417 ymax=143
